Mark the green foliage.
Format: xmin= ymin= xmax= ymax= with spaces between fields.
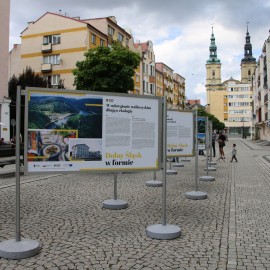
xmin=30 ymin=99 xmax=76 ymax=114
xmin=73 ymin=43 xmax=141 ymax=93
xmin=8 ymin=67 xmax=66 ymax=139
xmin=197 ymin=107 xmax=225 ymax=131
xmin=28 ymin=111 xmax=51 ymax=129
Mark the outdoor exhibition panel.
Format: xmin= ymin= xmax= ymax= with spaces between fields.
xmin=197 ymin=116 xmax=206 ymax=150
xmin=24 ymin=88 xmax=162 ymax=174
xmin=166 ymin=110 xmax=194 ymax=158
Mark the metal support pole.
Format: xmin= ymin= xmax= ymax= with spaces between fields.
xmin=205 ymin=118 xmax=209 ymax=176
xmin=209 ymin=121 xmax=213 ymax=162
xmin=162 ymin=98 xmax=167 ymax=226
xmin=195 ymin=109 xmax=198 ymax=191
xmin=15 ymin=86 xmax=21 ymax=242
xmin=113 ymin=173 xmax=117 ymax=200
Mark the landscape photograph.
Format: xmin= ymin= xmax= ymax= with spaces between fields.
xmin=28 ymin=92 xmax=103 ymax=139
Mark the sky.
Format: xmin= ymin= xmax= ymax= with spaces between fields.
xmin=9 ymin=0 xmax=270 ymax=105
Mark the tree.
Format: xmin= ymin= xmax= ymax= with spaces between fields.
xmin=8 ymin=67 xmax=48 ymax=105
xmin=8 ymin=67 xmax=65 ymax=139
xmin=73 ymin=43 xmax=141 ymax=93
xmin=197 ymin=107 xmax=225 ymax=131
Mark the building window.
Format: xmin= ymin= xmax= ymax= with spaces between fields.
xmin=126 ymin=38 xmax=129 ymax=46
xmin=44 ymin=75 xmax=60 ymax=86
xmin=43 ymin=34 xmax=61 ymax=45
xmin=118 ymin=33 xmax=124 ymax=42
xmin=43 ymin=54 xmax=60 ymax=65
xmin=150 ymin=84 xmax=155 ymax=94
xmin=91 ymin=34 xmax=96 ymax=45
xmin=100 ymin=39 xmax=104 ymax=46
xmin=108 ymin=26 xmax=115 ymax=36
xmin=136 ymin=75 xmax=140 ymax=82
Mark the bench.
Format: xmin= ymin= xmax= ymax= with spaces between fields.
xmin=0 ymin=144 xmax=24 ymax=168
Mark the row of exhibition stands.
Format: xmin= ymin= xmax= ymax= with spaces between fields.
xmin=0 ymin=87 xmax=218 ymax=259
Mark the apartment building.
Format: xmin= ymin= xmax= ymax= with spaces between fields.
xmin=155 ymin=69 xmax=164 ymax=97
xmin=134 ymin=41 xmax=156 ymax=96
xmin=173 ymin=73 xmax=185 ymax=109
xmin=9 ymin=44 xmax=22 ymax=78
xmin=84 ymin=16 xmax=131 ymax=48
xmin=155 ymin=63 xmax=174 ymax=108
xmin=20 ymin=12 xmax=107 ymax=89
xmin=252 ymin=33 xmax=270 ymax=140
xmin=224 ymin=78 xmax=253 ymax=136
xmin=0 ymin=0 xmax=11 ymax=141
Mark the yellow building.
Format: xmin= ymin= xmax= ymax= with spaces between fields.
xmin=20 ymin=12 xmax=110 ymax=89
xmin=155 ymin=69 xmax=164 ymax=97
xmin=173 ymin=73 xmax=186 ymax=109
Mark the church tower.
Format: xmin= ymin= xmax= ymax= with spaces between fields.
xmin=241 ymin=24 xmax=256 ymax=83
xmin=206 ymin=27 xmax=225 ymax=120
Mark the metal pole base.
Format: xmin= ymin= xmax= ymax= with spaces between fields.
xmin=181 ymin=158 xmax=191 ymax=162
xmin=173 ymin=163 xmax=184 ymax=168
xmin=199 ymin=175 xmax=215 ymax=182
xmin=146 ymin=224 xmax=181 ymax=240
xmin=204 ymin=166 xmax=217 ymax=172
xmin=102 ymin=199 xmax=128 ymax=210
xmin=0 ymin=239 xmax=41 ymax=259
xmin=208 ymin=161 xmax=217 ymax=166
xmin=166 ymin=170 xmax=177 ymax=175
xmin=185 ymin=191 xmax=207 ymax=200
xmin=145 ymin=180 xmax=163 ymax=187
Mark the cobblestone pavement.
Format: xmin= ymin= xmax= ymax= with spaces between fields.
xmin=0 ymin=139 xmax=270 ymax=269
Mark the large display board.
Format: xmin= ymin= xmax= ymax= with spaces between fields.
xmin=197 ymin=116 xmax=206 ymax=150
xmin=24 ymin=88 xmax=161 ymax=173
xmin=166 ymin=110 xmax=194 ymax=157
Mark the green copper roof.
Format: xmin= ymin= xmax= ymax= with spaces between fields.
xmin=207 ymin=27 xmax=220 ymax=64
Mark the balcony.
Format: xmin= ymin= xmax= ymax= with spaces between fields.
xmin=41 ymin=43 xmax=52 ymax=53
xmin=41 ymin=63 xmax=52 ymax=73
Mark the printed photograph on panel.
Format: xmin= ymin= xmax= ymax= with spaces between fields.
xmin=69 ymin=139 xmax=102 ymax=161
xmin=27 ymin=129 xmax=77 ymax=162
xmin=28 ymin=92 xmax=103 ymax=138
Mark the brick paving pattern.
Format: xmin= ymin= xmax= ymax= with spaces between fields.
xmin=0 ymin=139 xmax=270 ymax=269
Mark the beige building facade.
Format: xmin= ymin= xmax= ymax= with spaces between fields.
xmin=0 ymin=0 xmax=11 ymax=140
xmin=134 ymin=41 xmax=156 ymax=96
xmin=20 ymin=12 xmax=108 ymax=89
xmin=252 ymin=32 xmax=270 ymax=141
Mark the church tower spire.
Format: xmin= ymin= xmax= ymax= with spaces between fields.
xmin=207 ymin=27 xmax=220 ymax=63
xmin=205 ymin=26 xmax=223 ymax=116
xmin=241 ymin=23 xmax=256 ymax=63
xmin=241 ymin=23 xmax=256 ymax=83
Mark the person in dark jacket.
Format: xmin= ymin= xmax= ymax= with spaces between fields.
xmin=212 ymin=132 xmax=217 ymax=157
xmin=218 ymin=132 xmax=226 ymax=159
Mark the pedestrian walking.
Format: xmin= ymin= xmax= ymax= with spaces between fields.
xmin=212 ymin=131 xmax=216 ymax=157
xmin=230 ymin=143 xmax=238 ymax=162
